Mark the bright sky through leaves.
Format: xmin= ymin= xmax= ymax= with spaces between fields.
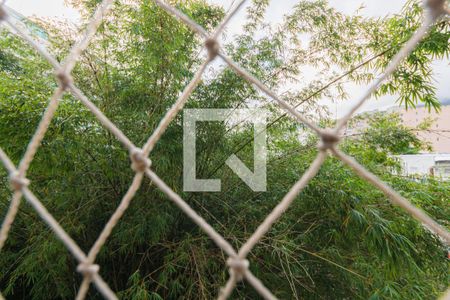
xmin=5 ymin=0 xmax=450 ymax=116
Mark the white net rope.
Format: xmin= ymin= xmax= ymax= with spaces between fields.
xmin=0 ymin=0 xmax=449 ymax=299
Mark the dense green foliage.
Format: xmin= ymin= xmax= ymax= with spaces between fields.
xmin=0 ymin=0 xmax=449 ymax=299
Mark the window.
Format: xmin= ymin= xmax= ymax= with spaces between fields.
xmin=436 ymin=161 xmax=450 ymax=167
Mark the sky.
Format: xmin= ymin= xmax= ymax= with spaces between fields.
xmin=4 ymin=0 xmax=450 ymax=117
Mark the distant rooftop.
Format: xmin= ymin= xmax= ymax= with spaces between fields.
xmin=3 ymin=5 xmax=48 ymax=40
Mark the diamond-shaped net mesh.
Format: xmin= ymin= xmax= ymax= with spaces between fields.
xmin=0 ymin=1 xmax=449 ymax=299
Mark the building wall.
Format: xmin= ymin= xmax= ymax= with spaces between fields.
xmin=393 ymin=104 xmax=450 ymax=153
xmin=395 ymin=154 xmax=450 ymax=180
xmin=396 ymin=154 xmax=436 ymax=176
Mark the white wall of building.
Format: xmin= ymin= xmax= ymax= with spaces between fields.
xmin=396 ymin=154 xmax=450 ymax=180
